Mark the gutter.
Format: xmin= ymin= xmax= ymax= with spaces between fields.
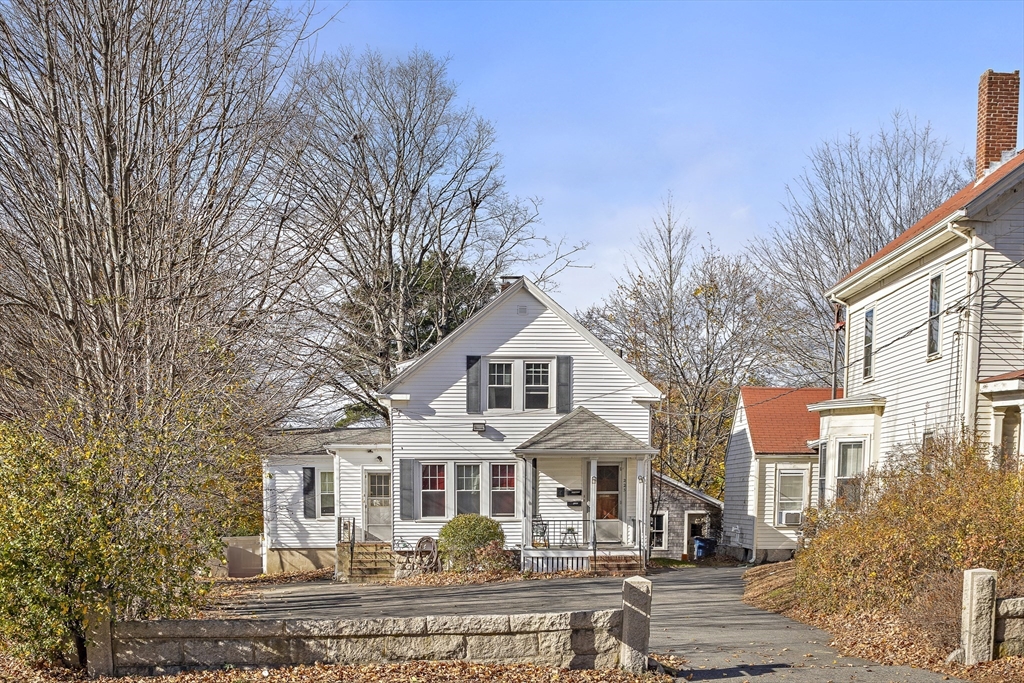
xmin=828 ymin=210 xmax=968 ymax=301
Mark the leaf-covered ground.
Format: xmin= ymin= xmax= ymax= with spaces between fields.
xmin=743 ymin=562 xmax=1024 ymax=683
xmin=0 ymin=656 xmax=670 ymax=683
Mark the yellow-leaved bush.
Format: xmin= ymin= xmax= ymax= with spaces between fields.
xmin=0 ymin=403 xmax=262 ymax=664
xmin=795 ymin=437 xmax=1024 ymax=625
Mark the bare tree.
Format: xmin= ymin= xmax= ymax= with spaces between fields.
xmin=750 ymin=112 xmax=971 ymax=384
xmin=582 ymin=199 xmax=782 ymax=495
xmin=0 ymin=0 xmax=314 ymax=661
xmin=285 ymin=49 xmax=584 ymax=421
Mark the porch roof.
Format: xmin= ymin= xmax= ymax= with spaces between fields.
xmin=512 ymin=407 xmax=657 ymax=456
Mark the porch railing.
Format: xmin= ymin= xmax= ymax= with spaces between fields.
xmin=337 ymin=516 xmax=357 ymax=553
xmin=528 ymin=518 xmax=588 ymax=549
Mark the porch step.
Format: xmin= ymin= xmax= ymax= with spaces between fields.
xmin=336 ymin=542 xmax=397 ymax=583
xmin=591 ymin=555 xmax=645 ymax=577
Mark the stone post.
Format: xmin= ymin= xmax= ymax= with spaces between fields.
xmin=85 ymin=612 xmax=114 ymax=678
xmin=619 ymin=575 xmax=652 ymax=673
xmin=962 ymin=568 xmax=998 ymax=665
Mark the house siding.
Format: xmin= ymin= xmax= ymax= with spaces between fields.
xmin=264 ymin=455 xmax=336 ymax=550
xmin=843 ymin=245 xmax=971 ymax=461
xmin=335 ymin=448 xmax=392 ymax=542
xmin=388 ymin=288 xmax=654 ymax=550
xmin=722 ymin=398 xmax=755 ymax=557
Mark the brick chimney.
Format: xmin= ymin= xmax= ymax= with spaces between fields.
xmin=976 ymin=70 xmax=1020 ymax=179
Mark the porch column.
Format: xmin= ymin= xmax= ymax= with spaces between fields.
xmin=635 ymin=458 xmax=648 ymax=552
xmin=588 ymin=458 xmax=598 ymax=551
xmin=523 ymin=457 xmax=533 ymax=546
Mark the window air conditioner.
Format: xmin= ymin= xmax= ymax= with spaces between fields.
xmin=783 ymin=511 xmax=802 ymax=526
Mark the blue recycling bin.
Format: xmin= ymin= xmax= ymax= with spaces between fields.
xmin=694 ymin=537 xmax=717 ymax=559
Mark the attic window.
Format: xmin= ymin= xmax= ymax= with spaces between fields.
xmin=517 ymin=305 xmax=528 ymax=316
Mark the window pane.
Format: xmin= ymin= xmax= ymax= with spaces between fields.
xmin=422 ymin=491 xmax=445 ymax=517
xmin=369 ymin=473 xmax=389 ymax=498
xmin=778 ymin=473 xmax=804 ymax=511
xmin=596 ymin=465 xmax=618 ymax=492
xmin=491 ymin=464 xmax=515 ymax=516
xmin=928 ymin=318 xmax=940 ymax=355
xmin=422 ymin=464 xmax=446 ymax=517
xmin=596 ymin=493 xmax=619 ymax=519
xmin=863 ymin=309 xmax=873 ymax=378
xmin=488 ymin=363 xmax=513 ymax=409
xmin=492 ymin=491 xmax=515 ymax=516
xmin=320 ymin=472 xmax=335 ymax=516
xmin=929 ymin=276 xmax=941 ymax=316
xmin=523 ymin=362 xmax=549 ymax=409
xmin=838 ymin=443 xmax=863 ymax=477
xmin=457 ymin=464 xmax=480 ymax=515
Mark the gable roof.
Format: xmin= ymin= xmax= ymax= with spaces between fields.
xmin=652 ymin=471 xmax=723 ymax=508
xmin=739 ymin=386 xmax=838 ymax=455
xmin=268 ymin=426 xmax=391 ymax=455
xmin=513 ymin=406 xmax=656 ymax=454
xmin=379 ymin=277 xmax=661 ymax=399
xmin=833 ymin=150 xmax=1024 ymax=294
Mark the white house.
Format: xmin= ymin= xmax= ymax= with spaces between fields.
xmin=263 ymin=277 xmax=664 ymax=575
xmin=377 ymin=277 xmax=663 ymax=572
xmin=721 ymin=386 xmax=835 ymax=563
xmin=812 ymin=69 xmax=1023 ymax=499
xmin=263 ymin=426 xmax=391 ymax=573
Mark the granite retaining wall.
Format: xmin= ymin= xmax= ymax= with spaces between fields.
xmin=87 ymin=576 xmax=652 ymax=678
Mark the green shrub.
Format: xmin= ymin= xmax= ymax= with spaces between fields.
xmin=438 ymin=515 xmax=505 ymax=572
xmin=795 ymin=435 xmax=1024 ymax=619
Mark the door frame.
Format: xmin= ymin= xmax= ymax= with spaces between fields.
xmin=362 ymin=467 xmax=392 ymax=542
xmin=594 ymin=460 xmax=625 ymax=544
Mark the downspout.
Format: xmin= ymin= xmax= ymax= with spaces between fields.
xmin=948 ymin=223 xmax=983 ymax=435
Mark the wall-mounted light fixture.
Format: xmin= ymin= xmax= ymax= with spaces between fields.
xmin=472 ymin=422 xmax=486 ymax=432
xmin=376 ymin=455 xmax=383 ymax=463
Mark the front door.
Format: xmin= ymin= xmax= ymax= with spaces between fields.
xmin=595 ymin=464 xmax=622 ymax=543
xmin=365 ymin=472 xmax=391 ymax=542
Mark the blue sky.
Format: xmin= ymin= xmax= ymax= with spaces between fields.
xmin=309 ymin=0 xmax=1024 ymax=311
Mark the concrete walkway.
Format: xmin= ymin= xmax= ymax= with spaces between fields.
xmin=215 ymin=567 xmax=964 ymax=682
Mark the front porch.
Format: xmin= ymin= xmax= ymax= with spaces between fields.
xmin=514 ymin=407 xmax=656 ymax=574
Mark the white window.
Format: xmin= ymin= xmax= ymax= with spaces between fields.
xmin=817 ymin=443 xmax=827 ymax=508
xmin=927 ymin=275 xmax=942 ymax=357
xmin=837 ymin=441 xmax=865 ymax=509
xmin=319 ymin=471 xmax=335 ymax=516
xmin=650 ymin=513 xmax=666 ymax=549
xmin=456 ymin=464 xmax=481 ymax=515
xmin=488 ymin=362 xmax=513 ymax=409
xmin=524 ymin=362 xmax=550 ymax=409
xmin=490 ymin=463 xmax=516 ymax=516
xmin=776 ymin=471 xmax=805 ymax=526
xmin=421 ymin=463 xmax=446 ymax=518
xmin=863 ymin=308 xmax=874 ymax=380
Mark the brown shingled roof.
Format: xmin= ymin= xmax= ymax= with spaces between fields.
xmin=835 ymin=150 xmax=1024 ymax=289
xmin=980 ymin=369 xmax=1024 ymax=383
xmin=740 ymin=386 xmax=840 ymax=455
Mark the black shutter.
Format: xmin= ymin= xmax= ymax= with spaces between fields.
xmin=466 ymin=356 xmax=482 ymax=414
xmin=302 ymin=467 xmax=316 ymax=519
xmin=556 ymin=355 xmax=572 ymax=413
xmin=400 ymin=459 xmax=418 ymax=520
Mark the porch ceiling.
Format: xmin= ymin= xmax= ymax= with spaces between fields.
xmin=512 ymin=406 xmax=657 ymax=456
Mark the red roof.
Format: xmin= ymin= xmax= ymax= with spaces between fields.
xmin=980 ymin=369 xmax=1024 ymax=383
xmin=739 ymin=386 xmax=840 ymax=455
xmin=836 ymin=150 xmax=1024 ymax=289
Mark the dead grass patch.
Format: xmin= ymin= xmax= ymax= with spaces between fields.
xmin=0 ymin=655 xmax=669 ymax=683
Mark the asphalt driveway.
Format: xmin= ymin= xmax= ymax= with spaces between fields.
xmin=215 ymin=567 xmax=964 ymax=682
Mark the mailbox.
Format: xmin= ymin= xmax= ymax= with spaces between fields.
xmin=566 ymin=500 xmax=583 ymax=507
xmin=566 ymin=489 xmax=583 ymax=496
